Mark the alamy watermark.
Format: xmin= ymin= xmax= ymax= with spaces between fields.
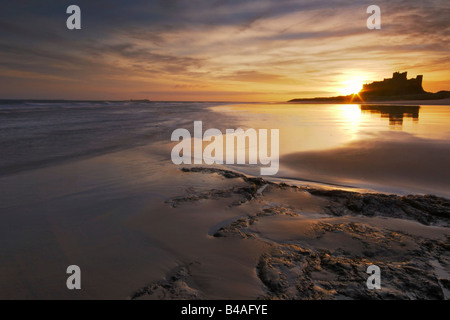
xmin=171 ymin=121 xmax=279 ymax=175
xmin=367 ymin=5 xmax=382 ymax=30
xmin=66 ymin=5 xmax=81 ymax=30
xmin=66 ymin=5 xmax=381 ymax=30
xmin=366 ymin=265 xmax=382 ymax=290
xmin=66 ymin=265 xmax=81 ymax=290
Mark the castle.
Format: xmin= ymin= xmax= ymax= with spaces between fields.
xmin=361 ymin=72 xmax=425 ymax=97
xmin=288 ymin=71 xmax=450 ymax=103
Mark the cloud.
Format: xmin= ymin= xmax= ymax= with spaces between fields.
xmin=0 ymin=0 xmax=448 ymax=100
xmin=217 ymin=71 xmax=296 ymax=84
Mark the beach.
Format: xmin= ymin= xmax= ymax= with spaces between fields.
xmin=0 ymin=101 xmax=449 ymax=299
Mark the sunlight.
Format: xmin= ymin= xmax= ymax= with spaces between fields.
xmin=339 ymin=104 xmax=362 ymax=140
xmin=340 ymin=104 xmax=362 ymax=122
xmin=340 ymin=78 xmax=364 ymax=95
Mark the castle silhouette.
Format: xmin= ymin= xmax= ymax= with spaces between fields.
xmin=361 ymin=72 xmax=425 ymax=97
xmin=289 ymin=71 xmax=449 ymax=103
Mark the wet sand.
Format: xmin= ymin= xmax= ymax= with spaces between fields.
xmin=132 ymin=166 xmax=450 ymax=300
xmin=281 ymin=131 xmax=450 ymax=198
xmin=0 ymin=102 xmax=449 ymax=299
xmin=1 ymin=144 xmax=448 ymax=300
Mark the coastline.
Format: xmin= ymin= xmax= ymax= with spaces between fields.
xmin=286 ymin=98 xmax=450 ymax=106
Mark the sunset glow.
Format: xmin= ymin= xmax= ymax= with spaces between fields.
xmin=0 ymin=1 xmax=449 ymax=101
xmin=1 ymin=1 xmax=450 ymax=302
xmin=339 ymin=78 xmax=364 ymax=96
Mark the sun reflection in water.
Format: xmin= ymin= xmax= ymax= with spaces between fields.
xmin=339 ymin=104 xmax=362 ymax=140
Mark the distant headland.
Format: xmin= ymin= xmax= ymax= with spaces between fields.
xmin=289 ymin=72 xmax=450 ymax=103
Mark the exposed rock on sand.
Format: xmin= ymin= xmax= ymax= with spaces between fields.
xmin=255 ymin=222 xmax=449 ymax=299
xmin=256 ymin=242 xmax=447 ymax=300
xmin=310 ymin=189 xmax=450 ymax=227
xmin=174 ymin=167 xmax=450 ymax=227
xmin=131 ymin=263 xmax=203 ymax=300
xmin=213 ymin=206 xmax=298 ymax=239
xmin=166 ymin=167 xmax=271 ymax=207
xmin=159 ymin=167 xmax=450 ymax=300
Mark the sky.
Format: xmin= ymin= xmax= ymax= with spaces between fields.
xmin=0 ymin=0 xmax=449 ymax=101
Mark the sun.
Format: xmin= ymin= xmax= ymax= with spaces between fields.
xmin=340 ymin=78 xmax=364 ymax=96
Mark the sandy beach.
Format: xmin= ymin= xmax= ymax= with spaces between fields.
xmin=1 ymin=0 xmax=449 ymax=305
xmin=2 ymin=145 xmax=448 ymax=300
xmin=0 ymin=101 xmax=449 ymax=299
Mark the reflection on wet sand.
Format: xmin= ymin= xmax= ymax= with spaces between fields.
xmin=360 ymin=105 xmax=420 ymax=125
xmin=281 ymin=131 xmax=450 ymax=198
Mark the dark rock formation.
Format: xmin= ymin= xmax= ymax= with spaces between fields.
xmin=130 ymin=263 xmax=202 ymax=300
xmin=155 ymin=167 xmax=450 ymax=300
